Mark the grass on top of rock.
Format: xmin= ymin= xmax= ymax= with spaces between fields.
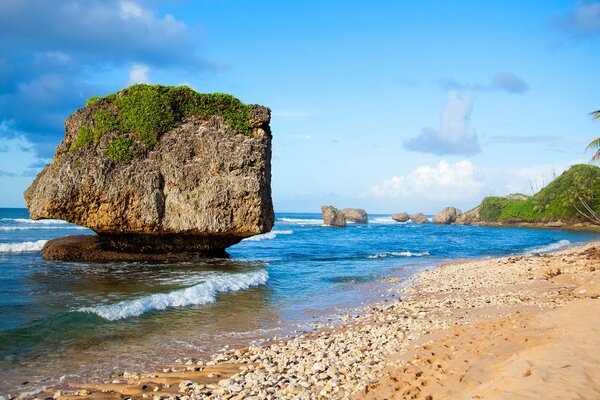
xmin=71 ymin=84 xmax=254 ymax=163
xmin=479 ymin=164 xmax=600 ymax=223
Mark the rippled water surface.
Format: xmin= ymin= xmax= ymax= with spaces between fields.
xmin=1 ymin=208 xmax=598 ymax=395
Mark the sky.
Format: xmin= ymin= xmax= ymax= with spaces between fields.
xmin=1 ymin=0 xmax=599 ymax=213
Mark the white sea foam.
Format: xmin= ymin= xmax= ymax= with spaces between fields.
xmin=0 ymin=226 xmax=87 ymax=231
xmin=369 ymin=216 xmax=397 ymax=225
xmin=242 ymin=230 xmax=294 ymax=242
xmin=0 ymin=240 xmax=48 ymax=253
xmin=1 ymin=218 xmax=69 ymax=225
xmin=367 ymin=251 xmax=429 ymax=259
xmin=278 ymin=217 xmax=323 ymax=226
xmin=81 ymin=270 xmax=269 ymax=320
xmin=528 ymin=239 xmax=571 ymax=254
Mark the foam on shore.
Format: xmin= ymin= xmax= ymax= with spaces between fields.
xmin=528 ymin=239 xmax=571 ymax=254
xmin=367 ymin=251 xmax=429 ymax=259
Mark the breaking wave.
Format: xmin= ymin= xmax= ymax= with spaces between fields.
xmin=0 ymin=240 xmax=48 ymax=253
xmin=242 ymin=230 xmax=294 ymax=242
xmin=369 ymin=217 xmax=397 ymax=225
xmin=527 ymin=239 xmax=571 ymax=254
xmin=1 ymin=218 xmax=69 ymax=225
xmin=367 ymin=251 xmax=429 ymax=259
xmin=277 ymin=218 xmax=323 ymax=226
xmin=81 ymin=270 xmax=269 ymax=320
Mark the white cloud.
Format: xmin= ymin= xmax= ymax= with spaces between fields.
xmin=120 ymin=1 xmax=144 ymax=19
xmin=369 ymin=160 xmax=578 ymax=205
xmin=127 ymin=63 xmax=150 ymax=85
xmin=370 ymin=160 xmax=484 ymax=202
xmin=404 ymin=92 xmax=480 ymax=156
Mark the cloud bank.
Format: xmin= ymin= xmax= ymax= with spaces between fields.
xmin=404 ymin=92 xmax=480 ymax=156
xmin=370 ymin=160 xmax=485 ymax=202
xmin=0 ymin=0 xmax=207 ymax=157
xmin=369 ymin=160 xmax=575 ymax=207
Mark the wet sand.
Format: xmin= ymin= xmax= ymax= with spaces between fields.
xmin=22 ymin=242 xmax=600 ymax=399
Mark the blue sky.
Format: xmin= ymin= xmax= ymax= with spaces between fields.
xmin=1 ymin=0 xmax=599 ymax=213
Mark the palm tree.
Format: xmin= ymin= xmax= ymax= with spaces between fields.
xmin=587 ymin=109 xmax=600 ymax=162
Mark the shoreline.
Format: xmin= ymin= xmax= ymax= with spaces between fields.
xmin=16 ymin=241 xmax=600 ymax=399
xmin=458 ymin=220 xmax=600 ymax=233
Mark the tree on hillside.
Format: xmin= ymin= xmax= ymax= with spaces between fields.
xmin=587 ymin=109 xmax=600 ymax=162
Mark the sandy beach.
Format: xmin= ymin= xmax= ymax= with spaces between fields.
xmin=34 ymin=241 xmax=600 ymax=400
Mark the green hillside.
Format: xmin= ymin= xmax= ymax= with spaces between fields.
xmin=479 ymin=164 xmax=600 ymax=223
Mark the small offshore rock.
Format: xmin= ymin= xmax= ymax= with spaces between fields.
xmin=321 ymin=206 xmax=347 ymax=227
xmin=432 ymin=207 xmax=463 ymax=224
xmin=342 ymin=208 xmax=368 ymax=223
xmin=410 ymin=213 xmax=429 ymax=224
xmin=391 ymin=212 xmax=410 ymax=222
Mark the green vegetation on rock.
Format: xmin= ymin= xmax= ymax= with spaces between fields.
xmin=69 ymin=125 xmax=93 ymax=151
xmin=479 ymin=164 xmax=600 ymax=223
xmin=70 ymin=84 xmax=254 ymax=162
xmin=104 ymin=135 xmax=137 ymax=164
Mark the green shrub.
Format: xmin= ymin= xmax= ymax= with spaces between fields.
xmin=92 ymin=109 xmax=118 ymax=142
xmin=85 ymin=96 xmax=101 ymax=107
xmin=69 ymin=125 xmax=93 ymax=151
xmin=104 ymin=135 xmax=136 ymax=164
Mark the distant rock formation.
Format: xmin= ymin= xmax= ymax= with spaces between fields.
xmin=321 ymin=206 xmax=347 ymax=227
xmin=342 ymin=208 xmax=368 ymax=224
xmin=455 ymin=207 xmax=480 ymax=225
xmin=506 ymin=193 xmax=530 ymax=201
xmin=410 ymin=213 xmax=429 ymax=224
xmin=432 ymin=207 xmax=463 ymax=224
xmin=391 ymin=212 xmax=410 ymax=222
xmin=25 ymin=84 xmax=274 ymax=261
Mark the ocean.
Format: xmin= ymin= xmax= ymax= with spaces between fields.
xmin=0 ymin=207 xmax=598 ymax=396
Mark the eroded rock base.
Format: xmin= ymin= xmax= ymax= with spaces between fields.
xmin=42 ymin=234 xmax=236 ymax=262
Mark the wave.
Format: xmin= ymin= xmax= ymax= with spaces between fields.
xmin=1 ymin=218 xmax=69 ymax=225
xmin=81 ymin=270 xmax=269 ymax=320
xmin=242 ymin=230 xmax=294 ymax=242
xmin=0 ymin=240 xmax=48 ymax=253
xmin=0 ymin=226 xmax=87 ymax=231
xmin=369 ymin=216 xmax=396 ymax=225
xmin=278 ymin=217 xmax=323 ymax=226
xmin=367 ymin=251 xmax=429 ymax=259
xmin=527 ymin=239 xmax=571 ymax=254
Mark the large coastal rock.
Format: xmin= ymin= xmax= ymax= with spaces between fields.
xmin=321 ymin=206 xmax=347 ymax=227
xmin=391 ymin=212 xmax=410 ymax=222
xmin=342 ymin=208 xmax=368 ymax=223
xmin=432 ymin=207 xmax=463 ymax=224
xmin=410 ymin=213 xmax=429 ymax=224
xmin=25 ymin=85 xmax=274 ymax=261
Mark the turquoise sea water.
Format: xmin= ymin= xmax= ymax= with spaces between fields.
xmin=0 ymin=207 xmax=598 ymax=396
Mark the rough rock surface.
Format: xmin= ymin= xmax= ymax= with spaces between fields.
xmin=391 ymin=212 xmax=410 ymax=222
xmin=432 ymin=207 xmax=463 ymax=224
xmin=410 ymin=213 xmax=429 ymax=224
xmin=321 ymin=206 xmax=347 ymax=227
xmin=455 ymin=207 xmax=481 ymax=225
xmin=25 ymin=98 xmax=274 ymax=261
xmin=342 ymin=208 xmax=368 ymax=223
